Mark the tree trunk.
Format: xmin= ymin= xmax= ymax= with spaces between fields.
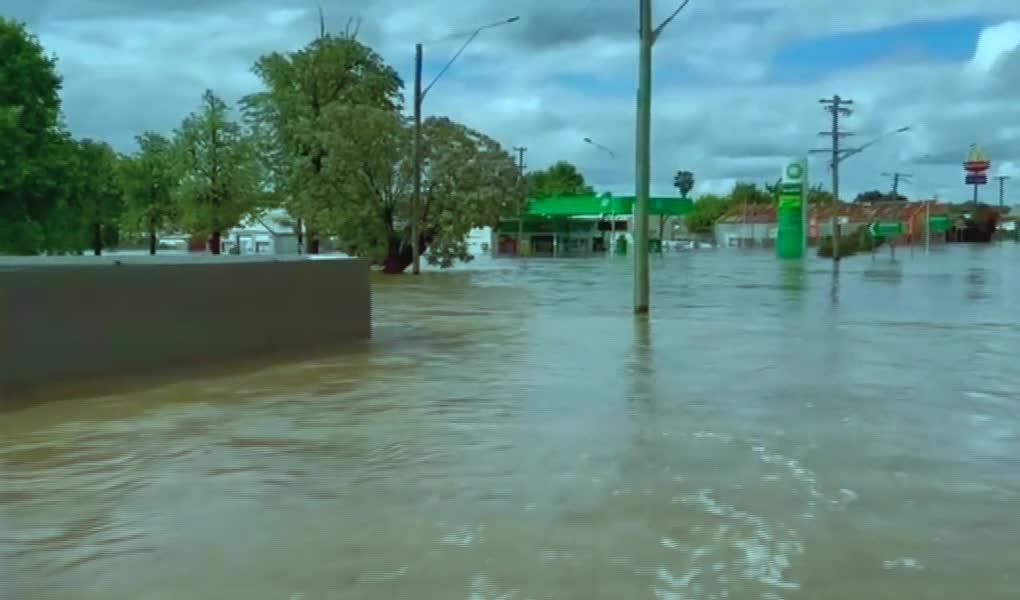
xmin=381 ymin=236 xmax=416 ymax=274
xmin=148 ymin=229 xmax=157 ymax=255
xmin=210 ymin=231 xmax=222 ymax=255
xmin=305 ymin=231 xmax=319 ymax=255
xmin=92 ymin=222 xmax=102 ymax=256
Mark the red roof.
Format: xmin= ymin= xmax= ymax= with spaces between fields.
xmin=718 ymin=201 xmax=948 ymax=224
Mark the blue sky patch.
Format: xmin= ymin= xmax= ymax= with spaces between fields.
xmin=770 ymin=17 xmax=990 ymax=81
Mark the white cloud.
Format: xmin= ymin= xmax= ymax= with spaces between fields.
xmin=4 ymin=0 xmax=1020 ymax=203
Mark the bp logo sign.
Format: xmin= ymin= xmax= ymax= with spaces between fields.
xmin=784 ymin=161 xmax=804 ymax=182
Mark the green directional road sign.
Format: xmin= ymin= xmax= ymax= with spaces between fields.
xmin=868 ymin=221 xmax=903 ymax=237
xmin=928 ymin=215 xmax=950 ymax=232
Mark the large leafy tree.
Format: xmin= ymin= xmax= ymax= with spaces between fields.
xmin=64 ymin=138 xmax=124 ymax=255
xmin=242 ymin=25 xmax=402 ymax=253
xmin=685 ymin=193 xmax=730 ymax=234
xmin=119 ymin=132 xmax=180 ymax=254
xmin=526 ymin=160 xmax=594 ymax=197
xmin=175 ymin=90 xmax=259 ymax=254
xmin=320 ymin=106 xmax=520 ymax=273
xmin=0 ymin=18 xmax=64 ymax=254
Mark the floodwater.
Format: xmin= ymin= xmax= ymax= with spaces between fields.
xmin=3 ymin=243 xmax=1019 ymax=599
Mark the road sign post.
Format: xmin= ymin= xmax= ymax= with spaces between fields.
xmin=776 ymin=158 xmax=808 ymax=259
xmin=868 ymin=221 xmax=903 ymax=260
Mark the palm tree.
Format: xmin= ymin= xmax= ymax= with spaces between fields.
xmin=666 ymin=170 xmax=696 ymax=245
xmin=673 ymin=170 xmax=694 ymax=198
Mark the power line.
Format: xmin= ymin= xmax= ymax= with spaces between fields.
xmin=810 ymin=94 xmax=854 ymax=260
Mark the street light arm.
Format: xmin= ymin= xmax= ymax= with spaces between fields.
xmin=652 ymin=0 xmax=693 ymax=43
xmin=835 ymin=125 xmax=911 ymax=166
xmin=421 ymin=17 xmax=520 ymax=100
xmin=584 ymin=137 xmax=616 ymax=157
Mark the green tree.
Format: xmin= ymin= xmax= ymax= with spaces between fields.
xmin=673 ymin=170 xmax=694 ymax=198
xmin=807 ymin=184 xmax=833 ymax=205
xmin=66 ymin=138 xmax=124 ymax=255
xmin=0 ymin=18 xmax=64 ymax=254
xmin=685 ymin=193 xmax=730 ymax=234
xmin=119 ymin=132 xmax=180 ymax=254
xmin=175 ymin=90 xmax=259 ymax=254
xmin=854 ymin=189 xmax=905 ymax=203
xmin=242 ymin=26 xmax=402 ymax=253
xmin=320 ymin=106 xmax=519 ymax=273
xmin=526 ymin=161 xmax=594 ymax=197
xmin=730 ymin=182 xmax=772 ymax=206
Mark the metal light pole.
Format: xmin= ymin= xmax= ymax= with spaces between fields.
xmin=635 ymin=0 xmax=692 ymax=314
xmin=584 ymin=137 xmax=617 ymax=255
xmin=411 ymin=16 xmax=520 ymax=275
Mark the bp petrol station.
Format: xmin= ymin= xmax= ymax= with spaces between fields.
xmin=776 ymin=158 xmax=808 ymax=259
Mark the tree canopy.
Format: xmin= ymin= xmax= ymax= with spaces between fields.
xmin=242 ymin=29 xmax=403 ymax=253
xmin=673 ymin=170 xmax=694 ymax=198
xmin=119 ymin=132 xmax=180 ymax=254
xmin=853 ymin=189 xmax=906 ymax=203
xmin=174 ymin=90 xmax=260 ymax=253
xmin=0 ymin=17 xmax=66 ymax=254
xmin=526 ymin=161 xmax=594 ymax=197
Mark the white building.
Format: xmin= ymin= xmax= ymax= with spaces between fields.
xmin=466 ymin=226 xmax=493 ymax=256
xmin=222 ymin=209 xmax=302 ymax=255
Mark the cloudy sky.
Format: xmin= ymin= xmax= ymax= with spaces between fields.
xmin=6 ymin=0 xmax=1020 ymax=202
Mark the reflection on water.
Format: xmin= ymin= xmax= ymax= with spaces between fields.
xmin=3 ymin=246 xmax=1020 ymax=599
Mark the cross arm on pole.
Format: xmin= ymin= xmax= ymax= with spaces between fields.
xmin=651 ymin=0 xmax=692 ymax=44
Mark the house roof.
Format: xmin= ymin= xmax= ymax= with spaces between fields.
xmin=232 ymin=209 xmax=301 ymax=235
xmin=718 ymin=201 xmax=949 ymax=225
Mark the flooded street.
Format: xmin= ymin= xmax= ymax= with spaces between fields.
xmin=3 ymin=244 xmax=1019 ymax=599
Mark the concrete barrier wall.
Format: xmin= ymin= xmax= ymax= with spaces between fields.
xmin=0 ymin=256 xmax=370 ymax=399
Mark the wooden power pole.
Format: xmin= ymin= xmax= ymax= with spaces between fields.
xmin=994 ymin=175 xmax=1010 ymax=208
xmin=882 ymin=171 xmax=912 ymax=198
xmin=811 ymin=95 xmax=853 ymax=260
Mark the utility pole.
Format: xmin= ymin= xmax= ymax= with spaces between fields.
xmin=634 ymin=0 xmax=692 ymax=315
xmin=994 ymin=175 xmax=1010 ymax=208
xmin=411 ymin=44 xmax=423 ymax=274
xmin=514 ymin=146 xmax=527 ymax=256
xmin=882 ymin=171 xmax=912 ymax=199
xmin=811 ymin=95 xmax=853 ymax=260
xmin=410 ymin=17 xmax=520 ymax=275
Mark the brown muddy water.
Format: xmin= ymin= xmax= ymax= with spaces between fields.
xmin=2 ymin=244 xmax=1019 ymax=599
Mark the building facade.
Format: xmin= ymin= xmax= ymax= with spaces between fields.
xmin=714 ymin=201 xmax=951 ymax=248
xmin=494 ymin=194 xmax=692 ymax=257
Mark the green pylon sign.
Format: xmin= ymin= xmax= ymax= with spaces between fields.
xmin=776 ymin=158 xmax=808 ymax=259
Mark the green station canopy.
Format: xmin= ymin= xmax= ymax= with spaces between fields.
xmin=524 ymin=195 xmax=692 ymax=216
